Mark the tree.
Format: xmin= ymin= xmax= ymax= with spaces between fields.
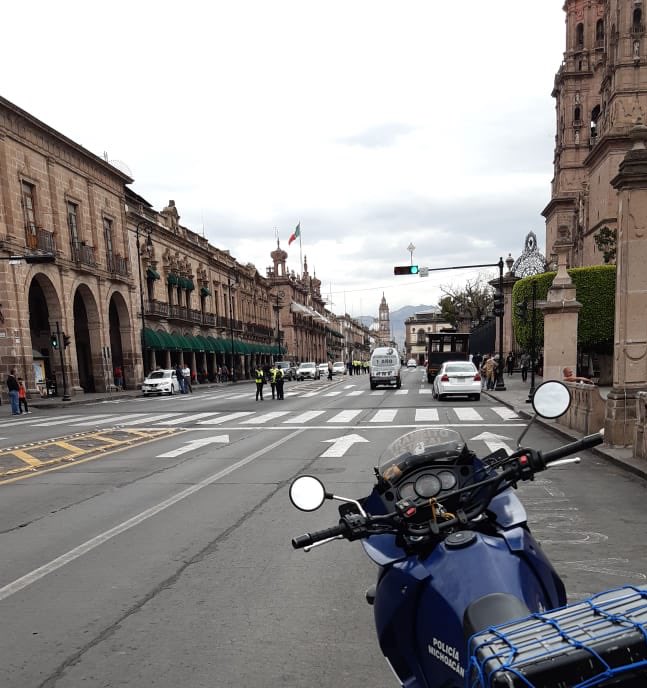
xmin=438 ymin=274 xmax=494 ymax=328
xmin=593 ymin=226 xmax=617 ymax=264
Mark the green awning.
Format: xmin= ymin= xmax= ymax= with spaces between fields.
xmin=194 ymin=335 xmax=211 ymax=352
xmin=167 ymin=274 xmax=178 ymax=286
xmin=200 ymin=286 xmax=211 ymax=297
xmin=144 ymin=328 xmax=164 ymax=350
xmin=207 ymin=336 xmax=223 ymax=353
xmin=175 ymin=334 xmax=192 ymax=351
xmin=186 ymin=279 xmax=195 ymax=291
xmin=147 ymin=266 xmax=160 ymax=281
xmin=156 ymin=330 xmax=177 ymax=350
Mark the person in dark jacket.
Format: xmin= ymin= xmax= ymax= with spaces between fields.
xmin=7 ymin=368 xmax=20 ymax=415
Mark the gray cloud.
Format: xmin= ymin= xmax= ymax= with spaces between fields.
xmin=338 ymin=122 xmax=417 ymax=148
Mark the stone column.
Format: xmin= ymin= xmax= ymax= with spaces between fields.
xmin=605 ymin=123 xmax=647 ymax=446
xmin=538 ymin=226 xmax=582 ymax=382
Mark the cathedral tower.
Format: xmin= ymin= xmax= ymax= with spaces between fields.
xmin=378 ymin=293 xmax=391 ymax=346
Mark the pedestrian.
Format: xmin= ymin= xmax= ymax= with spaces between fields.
xmin=182 ymin=364 xmax=193 ymax=393
xmin=269 ymin=363 xmax=278 ymax=399
xmin=7 ymin=368 xmax=20 ymax=415
xmin=327 ymin=360 xmax=333 ymax=381
xmin=347 ymin=360 xmax=353 ymax=376
xmin=506 ymin=352 xmax=515 ymax=376
xmin=275 ymin=366 xmax=285 ymax=400
xmin=479 ymin=356 xmax=488 ymax=391
xmin=113 ymin=365 xmax=123 ymax=391
xmin=520 ymin=351 xmax=531 ymax=382
xmin=472 ymin=352 xmax=483 ymax=371
xmin=175 ymin=364 xmax=185 ymax=393
xmin=255 ymin=366 xmax=265 ymax=401
xmin=563 ymin=367 xmax=594 ymax=385
xmin=484 ymin=355 xmax=498 ymax=391
xmin=18 ymin=377 xmax=30 ymax=414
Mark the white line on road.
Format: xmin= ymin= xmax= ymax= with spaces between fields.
xmin=415 ymin=408 xmax=439 ymax=422
xmin=156 ymin=435 xmax=229 ymax=458
xmin=394 ymin=389 xmax=409 ymax=395
xmin=491 ymin=406 xmax=520 ymax=420
xmin=347 ymin=391 xmax=362 ymax=397
xmin=283 ymin=410 xmax=325 ymax=424
xmin=159 ymin=412 xmax=222 ymax=426
xmin=327 ymin=410 xmax=362 ymax=423
xmin=0 ymin=429 xmax=305 ymax=602
xmin=240 ymin=411 xmax=289 ymax=425
xmin=452 ymin=408 xmax=483 ymax=421
xmin=197 ymin=412 xmax=254 ymax=425
xmin=369 ymin=409 xmax=397 ymax=423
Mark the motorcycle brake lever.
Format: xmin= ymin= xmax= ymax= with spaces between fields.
xmin=303 ymin=535 xmax=344 ymax=552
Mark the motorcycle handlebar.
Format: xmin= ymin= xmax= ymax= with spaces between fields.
xmin=540 ymin=432 xmax=604 ymax=466
xmin=292 ymin=522 xmax=348 ymax=549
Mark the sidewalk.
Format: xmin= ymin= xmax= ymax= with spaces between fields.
xmin=483 ymin=373 xmax=647 ymax=480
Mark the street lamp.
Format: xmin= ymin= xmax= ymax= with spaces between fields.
xmin=526 ymin=280 xmax=538 ymax=403
xmin=136 ymin=221 xmax=153 ymax=377
xmin=494 ymin=256 xmax=506 ymax=391
xmin=227 ymin=272 xmax=238 ymax=383
xmin=274 ymin=290 xmax=284 ymax=361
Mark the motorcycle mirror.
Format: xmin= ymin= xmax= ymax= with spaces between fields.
xmin=531 ymin=380 xmax=571 ymax=419
xmin=289 ymin=475 xmax=327 ymax=512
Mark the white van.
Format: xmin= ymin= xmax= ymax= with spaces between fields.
xmin=369 ymin=346 xmax=401 ymax=390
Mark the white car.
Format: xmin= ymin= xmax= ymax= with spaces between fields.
xmin=407 ymin=359 xmax=417 ymax=368
xmin=141 ymin=369 xmax=180 ymax=396
xmin=318 ymin=362 xmax=329 ymax=378
xmin=432 ymin=361 xmax=481 ymax=401
xmin=332 ymin=361 xmax=346 ymax=375
xmin=296 ymin=362 xmax=320 ymax=380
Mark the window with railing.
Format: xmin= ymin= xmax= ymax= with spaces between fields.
xmin=22 ymin=181 xmax=38 ymax=248
xmin=103 ymin=217 xmax=114 ymax=270
xmin=68 ymin=201 xmax=80 ymax=251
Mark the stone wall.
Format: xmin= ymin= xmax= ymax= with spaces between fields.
xmin=636 ymin=392 xmax=647 ymax=460
xmin=560 ymin=382 xmax=607 ymax=435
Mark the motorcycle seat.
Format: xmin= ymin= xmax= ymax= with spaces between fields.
xmin=463 ymin=592 xmax=530 ymax=639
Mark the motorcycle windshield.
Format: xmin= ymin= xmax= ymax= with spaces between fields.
xmin=378 ymin=427 xmax=470 ymax=482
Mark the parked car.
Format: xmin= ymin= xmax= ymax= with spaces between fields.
xmin=407 ymin=359 xmax=417 ymax=368
xmin=317 ymin=362 xmax=329 ymax=378
xmin=296 ymin=362 xmax=320 ymax=380
xmin=332 ymin=361 xmax=346 ymax=375
xmin=141 ymin=369 xmax=180 ymax=396
xmin=275 ymin=361 xmax=296 ymax=380
xmin=432 ymin=360 xmax=481 ymax=401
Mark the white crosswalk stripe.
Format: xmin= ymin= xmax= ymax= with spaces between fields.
xmin=159 ymin=412 xmax=221 ymax=425
xmin=240 ymin=411 xmax=290 ymax=425
xmin=452 ymin=408 xmax=483 ymax=421
xmin=283 ymin=410 xmax=326 ymax=424
xmin=491 ymin=406 xmax=519 ymax=420
xmin=370 ymin=409 xmax=397 ymax=423
xmin=198 ymin=412 xmax=254 ymax=424
xmin=419 ymin=388 xmax=432 ymax=394
xmin=347 ymin=391 xmax=363 ymax=397
xmin=327 ymin=409 xmax=362 ymax=423
xmin=323 ymin=391 xmax=342 ymax=397
xmin=370 ymin=390 xmax=385 ymax=396
xmin=70 ymin=413 xmax=149 ymax=426
xmin=109 ymin=413 xmax=182 ymax=426
xmin=29 ymin=415 xmax=91 ymax=427
xmin=415 ymin=408 xmax=439 ymax=422
xmin=394 ymin=389 xmax=409 ymax=395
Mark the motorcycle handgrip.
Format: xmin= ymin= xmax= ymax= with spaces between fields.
xmin=541 ymin=432 xmax=604 ymax=465
xmin=292 ymin=523 xmax=347 ymax=549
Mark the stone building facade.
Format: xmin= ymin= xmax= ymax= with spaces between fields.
xmin=0 ymin=95 xmax=342 ymax=397
xmin=404 ymin=311 xmax=450 ymax=365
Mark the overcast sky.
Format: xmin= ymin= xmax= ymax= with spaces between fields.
xmin=1 ymin=1 xmax=565 ymax=318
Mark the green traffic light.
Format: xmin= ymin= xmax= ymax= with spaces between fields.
xmin=394 ymin=265 xmax=419 ymax=275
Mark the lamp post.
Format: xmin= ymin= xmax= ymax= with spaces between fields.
xmin=136 ymin=221 xmax=153 ymax=377
xmin=274 ymin=290 xmax=284 ymax=361
xmin=526 ymin=280 xmax=538 ymax=403
xmin=494 ymin=256 xmax=506 ymax=391
xmin=228 ymin=273 xmax=237 ymax=383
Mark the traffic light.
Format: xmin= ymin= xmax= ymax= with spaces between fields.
xmin=63 ymin=334 xmax=71 ymax=348
xmin=515 ymin=300 xmax=528 ymax=323
xmin=394 ymin=265 xmax=419 ymax=275
xmin=493 ymin=291 xmax=504 ymax=317
xmin=51 ymin=334 xmax=59 ymax=349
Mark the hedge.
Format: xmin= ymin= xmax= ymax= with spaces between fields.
xmin=511 ymin=265 xmax=616 ymax=351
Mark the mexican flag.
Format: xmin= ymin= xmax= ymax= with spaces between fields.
xmin=288 ymin=222 xmax=301 ymax=246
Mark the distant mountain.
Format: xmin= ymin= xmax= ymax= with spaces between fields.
xmin=355 ymin=304 xmax=439 ymax=349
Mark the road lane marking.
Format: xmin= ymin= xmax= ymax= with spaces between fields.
xmin=491 ymin=406 xmax=520 ymax=420
xmin=70 ymin=414 xmax=148 ymax=426
xmin=415 ymin=408 xmax=439 ymax=422
xmin=347 ymin=391 xmax=362 ymax=397
xmin=0 ymin=428 xmax=305 ymax=602
xmin=321 ymin=433 xmax=369 ymax=457
xmin=240 ymin=411 xmax=289 ymax=425
xmin=156 ymin=435 xmax=229 ymax=457
xmin=327 ymin=410 xmax=362 ymax=423
xmin=159 ymin=412 xmax=222 ymax=425
xmin=369 ymin=409 xmax=397 ymax=423
xmin=283 ymin=410 xmax=326 ymax=424
xmin=419 ymin=388 xmax=432 ymax=394
xmin=395 ymin=389 xmax=409 ymax=395
xmin=323 ymin=391 xmax=342 ymax=397
xmin=117 ymin=413 xmax=182 ymax=426
xmin=452 ymin=408 xmax=483 ymax=421
xmin=197 ymin=412 xmax=254 ymax=425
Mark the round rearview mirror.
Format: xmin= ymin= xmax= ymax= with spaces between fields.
xmin=532 ymin=380 xmax=571 ymax=419
xmin=289 ymin=475 xmax=327 ymax=512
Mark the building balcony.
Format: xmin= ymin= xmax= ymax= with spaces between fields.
xmin=107 ymin=253 xmax=129 ymax=277
xmin=72 ymin=242 xmax=97 ymax=267
xmin=26 ymin=226 xmax=56 ymax=253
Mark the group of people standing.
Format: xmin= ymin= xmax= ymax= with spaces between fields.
xmin=174 ymin=364 xmax=194 ymax=394
xmin=471 ymin=350 xmax=538 ymax=390
xmin=346 ymin=360 xmax=368 ymax=376
xmin=6 ymin=369 xmax=30 ymax=415
xmin=254 ymin=364 xmax=285 ymax=401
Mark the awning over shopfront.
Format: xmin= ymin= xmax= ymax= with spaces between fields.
xmin=144 ymin=328 xmax=164 ymax=350
xmin=290 ymin=301 xmax=311 ymax=316
xmin=146 ymin=266 xmax=160 ymax=280
xmin=200 ymin=286 xmax=211 ymax=297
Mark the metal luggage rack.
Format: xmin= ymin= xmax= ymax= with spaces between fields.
xmin=468 ymin=586 xmax=647 ymax=687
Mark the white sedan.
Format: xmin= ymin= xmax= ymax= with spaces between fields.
xmin=432 ymin=361 xmax=481 ymax=401
xmin=332 ymin=361 xmax=346 ymax=375
xmin=141 ymin=369 xmax=181 ymax=396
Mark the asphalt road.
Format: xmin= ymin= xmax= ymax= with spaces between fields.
xmin=1 ymin=368 xmax=646 ymax=687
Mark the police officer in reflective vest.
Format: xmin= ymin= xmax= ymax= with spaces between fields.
xmin=255 ymin=367 xmax=265 ymax=401
xmin=275 ymin=366 xmax=285 ymax=400
xmin=269 ymin=364 xmax=279 ymax=399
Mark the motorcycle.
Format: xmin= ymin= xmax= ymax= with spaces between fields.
xmin=289 ymin=380 xmax=647 ymax=687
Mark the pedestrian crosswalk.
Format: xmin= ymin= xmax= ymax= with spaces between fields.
xmin=0 ymin=405 xmax=521 ymax=429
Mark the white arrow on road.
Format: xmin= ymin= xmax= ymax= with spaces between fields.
xmin=471 ymin=432 xmax=514 ymax=455
xmin=321 ymin=433 xmax=369 ymax=458
xmin=157 ymin=435 xmax=229 ymax=458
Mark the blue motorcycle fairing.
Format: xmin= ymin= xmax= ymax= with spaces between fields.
xmin=373 ymin=529 xmax=566 ymax=688
xmin=487 ymin=487 xmax=527 ymax=528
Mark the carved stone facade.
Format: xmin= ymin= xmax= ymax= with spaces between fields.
xmin=0 ymin=95 xmax=343 ymax=397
